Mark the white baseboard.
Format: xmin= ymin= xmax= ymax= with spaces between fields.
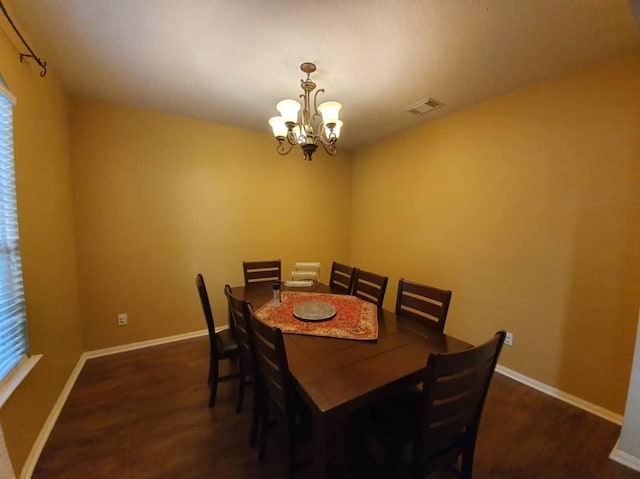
xmin=610 ymin=440 xmax=640 ymax=472
xmin=495 ymin=364 xmax=623 ymax=425
xmin=19 ymin=352 xmax=87 ymax=479
xmin=84 ymin=328 xmax=209 ymax=359
xmin=19 ymin=328 xmax=213 ymax=479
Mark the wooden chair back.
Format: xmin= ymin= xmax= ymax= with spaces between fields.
xmin=414 ymin=331 xmax=506 ymax=478
xmin=225 ymin=286 xmax=262 ymax=440
xmin=196 ymin=274 xmax=240 ymax=407
xmin=247 ymin=304 xmax=310 ymax=478
xmin=243 ymin=260 xmax=281 ymax=286
xmin=329 ymin=261 xmax=356 ymax=295
xmin=247 ymin=304 xmax=296 ymax=416
xmin=395 ymin=278 xmax=452 ymax=332
xmin=225 ymin=285 xmax=253 ymax=375
xmin=352 ymin=269 xmax=388 ymax=307
xmin=196 ymin=273 xmax=219 ymax=358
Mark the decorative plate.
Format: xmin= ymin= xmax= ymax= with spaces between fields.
xmin=292 ymin=301 xmax=337 ymax=322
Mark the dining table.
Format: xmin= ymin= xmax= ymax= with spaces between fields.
xmin=231 ymin=282 xmax=471 ymax=478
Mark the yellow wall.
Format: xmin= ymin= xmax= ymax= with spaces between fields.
xmin=69 ymin=100 xmax=352 ymax=350
xmin=0 ymin=16 xmax=84 ymax=477
xmin=351 ymin=53 xmax=640 ymax=413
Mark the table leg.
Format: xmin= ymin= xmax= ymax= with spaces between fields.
xmin=312 ymin=410 xmax=341 ymax=478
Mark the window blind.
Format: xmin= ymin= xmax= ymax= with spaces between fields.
xmin=0 ymin=86 xmax=28 ymax=382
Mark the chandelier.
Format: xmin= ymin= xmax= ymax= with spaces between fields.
xmin=268 ymin=62 xmax=343 ymax=161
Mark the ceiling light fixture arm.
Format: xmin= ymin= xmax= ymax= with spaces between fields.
xmin=275 ymin=137 xmax=295 ymax=156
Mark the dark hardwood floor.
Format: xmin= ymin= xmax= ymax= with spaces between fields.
xmin=33 ymin=336 xmax=639 ymax=479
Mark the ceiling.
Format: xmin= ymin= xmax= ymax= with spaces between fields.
xmin=5 ymin=0 xmax=640 ymax=149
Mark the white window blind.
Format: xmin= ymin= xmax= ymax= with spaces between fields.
xmin=0 ymin=84 xmax=28 ymax=382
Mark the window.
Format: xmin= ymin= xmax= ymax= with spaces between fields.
xmin=0 ymin=82 xmax=29 ymax=384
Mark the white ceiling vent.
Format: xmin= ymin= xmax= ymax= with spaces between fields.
xmin=404 ymin=97 xmax=443 ymax=116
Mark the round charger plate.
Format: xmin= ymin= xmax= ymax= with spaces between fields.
xmin=292 ymin=301 xmax=336 ymax=322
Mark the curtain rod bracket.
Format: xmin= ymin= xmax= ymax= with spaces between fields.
xmin=19 ymin=53 xmax=46 ymax=77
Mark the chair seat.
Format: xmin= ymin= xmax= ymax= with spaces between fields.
xmin=216 ymin=328 xmax=239 ymax=357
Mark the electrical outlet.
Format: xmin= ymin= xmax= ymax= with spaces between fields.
xmin=505 ymin=331 xmax=513 ymax=346
xmin=117 ymin=313 xmax=128 ymax=326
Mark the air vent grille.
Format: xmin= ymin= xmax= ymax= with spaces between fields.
xmin=404 ymin=97 xmax=444 ymax=116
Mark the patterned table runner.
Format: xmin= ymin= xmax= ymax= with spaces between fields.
xmin=254 ymin=291 xmax=378 ymax=341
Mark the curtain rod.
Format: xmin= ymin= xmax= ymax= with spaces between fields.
xmin=0 ymin=1 xmax=46 ymax=77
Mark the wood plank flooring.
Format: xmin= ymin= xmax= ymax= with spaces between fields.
xmin=32 ymin=336 xmax=639 ymax=479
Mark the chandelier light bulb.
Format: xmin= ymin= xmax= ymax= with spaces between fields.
xmin=317 ymin=101 xmax=342 ymax=126
xmin=269 ymin=116 xmax=287 ymax=138
xmin=276 ymin=99 xmax=301 ymax=124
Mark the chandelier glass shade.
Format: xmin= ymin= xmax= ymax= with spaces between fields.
xmin=269 ymin=63 xmax=342 ymax=161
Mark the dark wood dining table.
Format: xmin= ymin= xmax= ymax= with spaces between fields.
xmin=231 ymin=282 xmax=471 ymax=478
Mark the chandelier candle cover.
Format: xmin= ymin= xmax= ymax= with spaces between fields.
xmin=269 ymin=62 xmax=342 ymax=161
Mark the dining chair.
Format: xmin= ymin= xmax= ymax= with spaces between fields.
xmin=328 ymin=261 xmax=356 ymax=295
xmin=225 ymin=285 xmax=261 ymax=447
xmin=243 ymin=259 xmax=282 ymax=286
xmin=395 ymin=278 xmax=453 ymax=333
xmin=352 ymin=268 xmax=388 ymax=307
xmin=350 ymin=331 xmax=506 ymax=479
xmin=248 ymin=304 xmax=311 ymax=479
xmin=195 ymin=274 xmax=240 ymax=408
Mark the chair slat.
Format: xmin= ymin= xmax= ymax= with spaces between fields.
xmin=423 ymin=408 xmax=477 ymax=455
xmin=429 ymin=387 xmax=484 ymax=424
xmin=354 ymin=281 xmax=382 ymax=299
xmin=352 ymin=269 xmax=388 ymax=307
xmin=243 ymin=260 xmax=281 ymax=286
xmin=431 ymin=362 xmax=492 ymax=400
xmin=395 ymin=278 xmax=452 ymax=332
xmin=247 ymin=269 xmax=279 ymax=280
xmin=402 ymin=281 xmax=451 ymax=303
xmin=329 ymin=261 xmax=356 ymax=295
xmin=399 ymin=295 xmax=443 ymax=319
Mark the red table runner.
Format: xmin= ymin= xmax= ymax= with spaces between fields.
xmin=254 ymin=292 xmax=378 ymax=341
